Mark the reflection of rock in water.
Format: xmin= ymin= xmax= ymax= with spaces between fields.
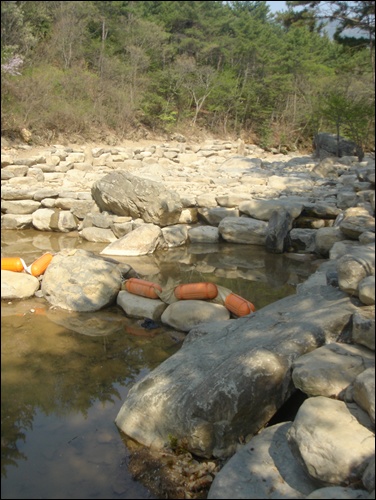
xmin=264 ymin=253 xmax=291 ymax=287
xmin=46 ymin=307 xmax=129 ymax=336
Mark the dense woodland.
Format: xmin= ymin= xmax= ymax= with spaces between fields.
xmin=1 ymin=0 xmax=375 ymax=151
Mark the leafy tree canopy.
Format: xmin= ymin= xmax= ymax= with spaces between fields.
xmin=1 ymin=0 xmax=374 ymax=151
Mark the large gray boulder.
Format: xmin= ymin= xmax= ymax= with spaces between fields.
xmin=115 ymin=285 xmax=358 ymax=459
xmin=91 ymin=170 xmax=182 ymax=227
xmin=42 ymin=249 xmax=126 ymax=311
xmin=313 ymin=133 xmax=363 ymax=161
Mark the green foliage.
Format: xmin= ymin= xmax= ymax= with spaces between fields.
xmin=320 ymin=92 xmax=349 ymax=132
xmin=1 ymin=0 xmax=374 ymax=150
xmin=1 ymin=1 xmax=37 ymax=55
xmin=343 ymin=98 xmax=375 ymax=152
xmin=319 ymin=90 xmax=375 ymax=154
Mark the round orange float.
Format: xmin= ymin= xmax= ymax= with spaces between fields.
xmin=26 ymin=252 xmax=54 ymax=277
xmin=1 ymin=257 xmax=27 ymax=272
xmin=125 ymin=278 xmax=163 ymax=299
xmin=174 ymin=282 xmax=218 ymax=300
xmin=224 ymin=293 xmax=256 ymax=317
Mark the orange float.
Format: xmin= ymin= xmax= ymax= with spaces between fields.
xmin=125 ymin=278 xmax=163 ymax=299
xmin=26 ymin=252 xmax=54 ymax=277
xmin=224 ymin=293 xmax=256 ymax=317
xmin=174 ymin=282 xmax=218 ymax=301
xmin=1 ymin=257 xmax=26 ymax=272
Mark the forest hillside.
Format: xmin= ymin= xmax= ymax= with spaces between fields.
xmin=1 ymin=1 xmax=375 ymax=151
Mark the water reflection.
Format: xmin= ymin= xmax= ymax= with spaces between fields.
xmin=1 ymin=229 xmax=318 ymax=499
xmin=1 ymin=303 xmax=181 ymax=499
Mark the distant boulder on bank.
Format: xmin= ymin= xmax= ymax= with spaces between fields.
xmin=313 ymin=132 xmax=363 ymax=161
xmin=91 ymin=170 xmax=183 ymax=227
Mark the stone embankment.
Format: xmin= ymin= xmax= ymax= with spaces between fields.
xmin=1 ymin=137 xmax=375 ymax=499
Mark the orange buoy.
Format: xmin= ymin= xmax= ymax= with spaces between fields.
xmin=225 ymin=293 xmax=256 ymax=317
xmin=1 ymin=257 xmax=26 ymax=272
xmin=125 ymin=278 xmax=162 ymax=299
xmin=174 ymin=282 xmax=218 ymax=301
xmin=26 ymin=252 xmax=54 ymax=277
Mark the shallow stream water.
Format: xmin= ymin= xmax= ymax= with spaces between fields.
xmin=1 ymin=229 xmax=319 ymax=499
